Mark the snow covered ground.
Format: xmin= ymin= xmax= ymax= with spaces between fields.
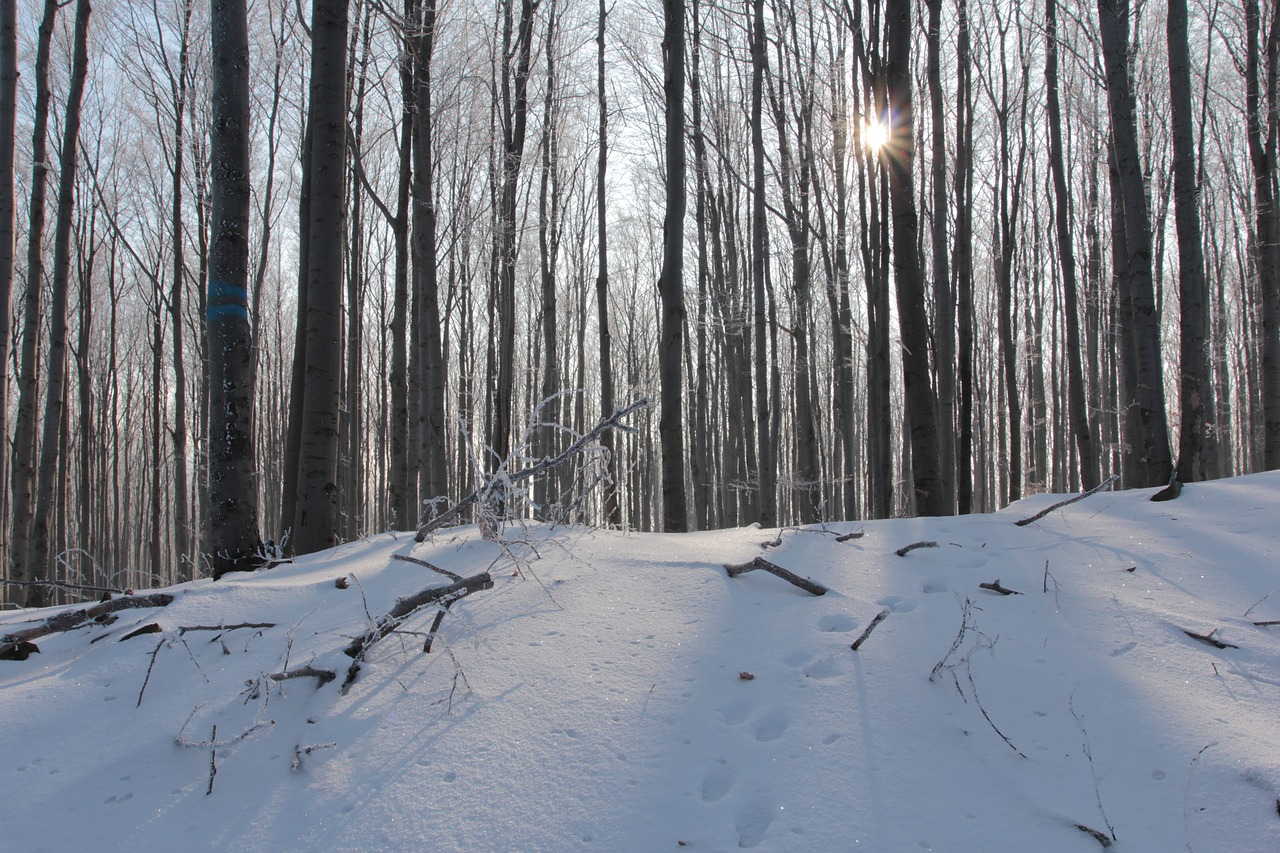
xmin=3 ymin=472 xmax=1279 ymax=852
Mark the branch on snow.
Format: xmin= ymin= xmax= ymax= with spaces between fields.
xmin=1 ymin=592 xmax=175 ymax=660
xmin=724 ymin=557 xmax=829 ymax=596
xmin=1014 ymin=475 xmax=1119 ymax=526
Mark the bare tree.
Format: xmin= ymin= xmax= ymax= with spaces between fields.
xmin=0 ymin=0 xmax=16 ymax=577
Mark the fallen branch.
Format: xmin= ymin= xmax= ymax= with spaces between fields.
xmin=1183 ymin=628 xmax=1238 ymax=650
xmin=1075 ymin=824 xmax=1113 ymax=848
xmin=265 ymin=665 xmax=336 ymax=688
xmin=121 ymin=622 xmax=164 ymax=641
xmin=0 ymin=577 xmax=124 ymax=597
xmin=895 ymin=540 xmax=938 ymax=557
xmin=1014 ymin=475 xmax=1119 ymax=526
xmin=979 ymin=579 xmax=1022 ymax=596
xmin=341 ymin=572 xmax=494 ymax=692
xmin=851 ymin=609 xmax=890 ymax=651
xmin=836 ymin=528 xmax=865 ymax=543
xmin=723 ymin=557 xmax=828 ymax=596
xmin=1 ymin=592 xmax=174 ymax=660
xmin=393 ymin=553 xmax=462 ymax=581
xmin=416 ymin=398 xmax=650 ymax=540
xmin=1254 ymin=620 xmax=1280 ymax=627
xmin=177 ymin=622 xmax=276 ymax=636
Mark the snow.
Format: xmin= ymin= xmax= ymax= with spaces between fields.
xmin=3 ymin=473 xmax=1280 ymax=852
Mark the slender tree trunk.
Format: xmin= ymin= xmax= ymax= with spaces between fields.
xmin=0 ymin=0 xmax=16 ymax=582
xmin=659 ymin=0 xmax=688 ymax=532
xmin=750 ymin=0 xmax=775 ymax=527
xmin=8 ymin=0 xmax=57 ymax=606
xmin=925 ymin=0 xmax=954 ymax=514
xmin=954 ymin=0 xmax=975 ymax=514
xmin=293 ymin=0 xmax=349 ymax=555
xmin=1167 ymin=0 xmax=1213 ymax=481
xmin=414 ymin=0 xmax=448 ymax=515
xmin=208 ymin=0 xmax=262 ymax=577
xmin=28 ymin=0 xmax=90 ymax=605
xmin=884 ymin=0 xmax=942 ymax=515
xmin=596 ymin=0 xmax=620 ymax=527
xmin=1247 ymin=0 xmax=1280 ymax=469
xmin=1045 ymin=0 xmax=1099 ymax=490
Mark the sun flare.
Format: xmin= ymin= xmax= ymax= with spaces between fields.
xmin=864 ymin=117 xmax=891 ymax=152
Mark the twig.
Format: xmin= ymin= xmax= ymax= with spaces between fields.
xmin=1071 ymin=690 xmax=1118 ymax=842
xmin=930 ymin=598 xmax=973 ymax=681
xmin=178 ymin=622 xmax=276 ymax=636
xmin=137 ymin=638 xmax=167 ymax=706
xmin=895 ymin=540 xmax=938 ymax=557
xmin=979 ymin=579 xmax=1022 ymax=596
xmin=1183 ymin=742 xmax=1216 ymax=853
xmin=416 ymin=398 xmax=650 ymax=540
xmin=264 ymin=666 xmax=336 ymax=688
xmin=836 ymin=528 xmax=865 ymax=542
xmin=1014 ymin=475 xmax=1119 ymax=526
xmin=1254 ymin=620 xmax=1280 ymax=627
xmin=291 ymin=741 xmax=338 ymax=770
xmin=723 ymin=557 xmax=829 ymax=596
xmin=393 ymin=553 xmax=463 ymax=581
xmin=1243 ymin=586 xmax=1280 ymax=618
xmin=424 ymin=606 xmax=450 ymax=653
xmin=208 ymin=725 xmax=217 ymax=795
xmin=968 ymin=659 xmax=1026 ymax=758
xmin=851 ymin=609 xmax=890 ymax=651
xmin=1183 ymin=628 xmax=1238 ymax=650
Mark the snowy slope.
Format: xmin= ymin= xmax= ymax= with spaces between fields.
xmin=3 ymin=473 xmax=1279 ymax=852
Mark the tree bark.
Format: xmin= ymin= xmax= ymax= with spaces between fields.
xmin=751 ymin=0 xmax=775 ymax=527
xmin=659 ymin=0 xmax=688 ymax=532
xmin=884 ymin=0 xmax=943 ymax=515
xmin=596 ymin=0 xmax=620 ymax=527
xmin=293 ymin=0 xmax=349 ymax=555
xmin=208 ymin=0 xmax=262 ymax=577
xmin=925 ymin=0 xmax=954 ymax=514
xmin=0 ymin=0 xmax=16 ymax=582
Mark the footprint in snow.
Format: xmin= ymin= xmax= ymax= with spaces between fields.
xmin=802 ymin=655 xmax=841 ymax=680
xmin=877 ymin=595 xmax=917 ymax=613
xmin=754 ymin=708 xmax=790 ymax=742
xmin=701 ymin=762 xmax=737 ymax=802
xmin=735 ymin=802 xmax=776 ymax=848
xmin=818 ymin=614 xmax=858 ymax=632
xmin=1109 ymin=641 xmax=1137 ymax=657
xmin=718 ymin=699 xmax=753 ymax=726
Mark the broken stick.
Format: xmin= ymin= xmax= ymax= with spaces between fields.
xmin=1 ymin=592 xmax=174 ymax=660
xmin=895 ymin=541 xmax=938 ymax=557
xmin=1014 ymin=475 xmax=1119 ymax=526
xmin=723 ymin=558 xmax=828 ymax=596
xmin=1183 ymin=628 xmax=1238 ymax=650
xmin=979 ymin=579 xmax=1022 ymax=596
xmin=851 ymin=609 xmax=890 ymax=651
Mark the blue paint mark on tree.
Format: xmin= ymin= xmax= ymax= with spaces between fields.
xmin=207 ymin=279 xmax=249 ymax=322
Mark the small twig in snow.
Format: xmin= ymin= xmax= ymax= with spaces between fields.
xmin=1014 ymin=475 xmax=1119 ymax=526
xmin=1183 ymin=628 xmax=1238 ymax=650
xmin=1183 ymin=742 xmax=1216 ymax=853
xmin=851 ymin=609 xmax=890 ymax=652
xmin=1243 ymin=586 xmax=1280 ymax=618
xmin=1071 ymin=690 xmax=1118 ymax=843
xmin=967 ymin=659 xmax=1026 ymax=759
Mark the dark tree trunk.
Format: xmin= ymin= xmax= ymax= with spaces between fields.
xmin=659 ymin=0 xmax=688 ymax=532
xmin=1167 ymin=0 xmax=1213 ymax=481
xmin=596 ymin=0 xmax=620 ymax=527
xmin=884 ymin=0 xmax=943 ymax=515
xmin=0 ymin=0 xmax=16 ymax=581
xmin=293 ymin=0 xmax=349 ymax=555
xmin=414 ymin=0 xmax=448 ymax=515
xmin=954 ymin=0 xmax=975 ymax=514
xmin=750 ymin=0 xmax=775 ymax=527
xmin=8 ymin=0 xmax=57 ymax=606
xmin=1097 ymin=0 xmax=1172 ymax=486
xmin=29 ymin=0 xmax=90 ymax=604
xmin=208 ymin=0 xmax=262 ymax=577
xmin=925 ymin=0 xmax=954 ymax=514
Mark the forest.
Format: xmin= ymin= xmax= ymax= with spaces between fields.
xmin=0 ymin=0 xmax=1277 ymax=604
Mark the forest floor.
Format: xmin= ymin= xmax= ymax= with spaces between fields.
xmin=2 ymin=472 xmax=1279 ymax=851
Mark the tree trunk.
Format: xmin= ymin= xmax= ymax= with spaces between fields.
xmin=1045 ymin=0 xmax=1099 ymax=490
xmin=596 ymin=0 xmax=620 ymax=527
xmin=751 ymin=0 xmax=775 ymax=527
xmin=925 ymin=0 xmax=954 ymax=514
xmin=0 ymin=0 xmax=16 ymax=582
xmin=1167 ymin=0 xmax=1213 ymax=481
xmin=1097 ymin=0 xmax=1172 ymax=486
xmin=208 ymin=0 xmax=262 ymax=577
xmin=884 ymin=0 xmax=942 ymax=516
xmin=293 ymin=0 xmax=349 ymax=555
xmin=28 ymin=0 xmax=90 ymax=605
xmin=658 ymin=0 xmax=688 ymax=532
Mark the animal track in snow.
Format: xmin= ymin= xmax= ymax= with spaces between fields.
xmin=818 ymin=614 xmax=858 ymax=632
xmin=1109 ymin=641 xmax=1137 ymax=656
xmin=877 ymin=595 xmax=917 ymax=613
xmin=701 ymin=761 xmax=737 ymax=802
xmin=718 ymin=699 xmax=753 ymax=726
xmin=753 ymin=708 xmax=790 ymax=742
xmin=735 ymin=802 xmax=776 ymax=848
xmin=803 ymin=655 xmax=841 ymax=680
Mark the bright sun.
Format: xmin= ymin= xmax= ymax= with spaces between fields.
xmin=864 ymin=117 xmax=891 ymax=152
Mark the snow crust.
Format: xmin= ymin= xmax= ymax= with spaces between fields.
xmin=3 ymin=472 xmax=1279 ymax=852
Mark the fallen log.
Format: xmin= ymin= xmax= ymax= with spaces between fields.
xmin=1 ymin=592 xmax=174 ymax=660
xmin=1014 ymin=475 xmax=1119 ymax=526
xmin=341 ymin=572 xmax=494 ymax=692
xmin=723 ymin=558 xmax=828 ymax=596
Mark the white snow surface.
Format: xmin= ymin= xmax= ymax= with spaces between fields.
xmin=3 ymin=473 xmax=1280 ymax=852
